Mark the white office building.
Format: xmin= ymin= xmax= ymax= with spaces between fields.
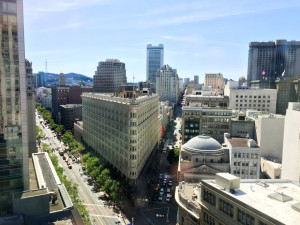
xmin=224 ymin=81 xmax=277 ymax=113
xmin=156 ymin=65 xmax=179 ymax=103
xmin=281 ymin=102 xmax=300 ymax=182
xmin=224 ymin=133 xmax=261 ymax=179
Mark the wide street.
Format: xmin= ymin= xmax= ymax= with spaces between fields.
xmin=36 ymin=111 xmax=125 ymax=225
xmin=120 ymin=106 xmax=182 ymax=225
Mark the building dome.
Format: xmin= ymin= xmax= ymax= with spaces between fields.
xmin=182 ymin=135 xmax=222 ymax=154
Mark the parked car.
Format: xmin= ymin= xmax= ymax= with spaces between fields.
xmin=158 ymin=196 xmax=163 ymax=201
xmin=166 ymin=188 xmax=171 ymax=193
xmin=68 ymin=165 xmax=72 ymax=169
xmin=168 ymin=181 xmax=172 ymax=186
xmin=159 ymin=174 xmax=163 ymax=179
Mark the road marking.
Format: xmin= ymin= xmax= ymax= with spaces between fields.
xmin=141 ymin=213 xmax=154 ymax=225
xmin=90 ymin=215 xmax=118 ymax=218
xmin=141 ymin=207 xmax=169 ymax=212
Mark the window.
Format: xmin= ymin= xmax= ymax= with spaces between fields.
xmin=203 ymin=189 xmax=216 ymax=206
xmin=219 ymin=198 xmax=234 ymax=218
xmin=237 ymin=209 xmax=254 ymax=225
xmin=204 ymin=212 xmax=215 ymax=225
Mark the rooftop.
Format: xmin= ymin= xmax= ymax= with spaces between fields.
xmin=182 ymin=135 xmax=223 ymax=153
xmin=226 ymin=137 xmax=254 ymax=148
xmin=60 ymin=104 xmax=82 ymax=109
xmin=82 ymin=92 xmax=159 ymax=105
xmin=205 ymin=179 xmax=300 ymax=225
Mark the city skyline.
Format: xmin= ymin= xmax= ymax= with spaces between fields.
xmin=24 ymin=0 xmax=300 ymax=82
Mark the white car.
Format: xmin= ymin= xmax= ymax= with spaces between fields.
xmin=166 ymin=188 xmax=171 ymax=193
xmin=158 ymin=196 xmax=163 ymax=201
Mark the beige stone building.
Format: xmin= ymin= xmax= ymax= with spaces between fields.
xmin=204 ymin=73 xmax=224 ymax=90
xmin=176 ymin=173 xmax=300 ymax=225
xmin=82 ymin=92 xmax=159 ymax=183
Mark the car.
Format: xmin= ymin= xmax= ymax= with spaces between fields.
xmin=62 ymin=156 xmax=66 ymax=160
xmin=68 ymin=165 xmax=72 ymax=169
xmin=67 ymin=162 xmax=70 ymax=166
xmin=158 ymin=196 xmax=163 ymax=201
xmin=159 ymin=174 xmax=163 ymax=179
xmin=168 ymin=181 xmax=172 ymax=186
xmin=160 ymin=188 xmax=164 ymax=193
xmin=165 ymin=194 xmax=171 ymax=202
xmin=159 ymin=191 xmax=164 ymax=196
xmin=166 ymin=188 xmax=171 ymax=193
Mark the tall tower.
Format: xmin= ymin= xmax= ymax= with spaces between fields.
xmin=93 ymin=59 xmax=127 ymax=93
xmin=247 ymin=40 xmax=300 ymax=85
xmin=0 ymin=0 xmax=31 ymax=213
xmin=146 ymin=44 xmax=164 ymax=83
xmin=58 ymin=72 xmax=66 ymax=85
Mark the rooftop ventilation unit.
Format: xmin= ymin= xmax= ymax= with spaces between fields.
xmin=268 ymin=192 xmax=293 ymax=202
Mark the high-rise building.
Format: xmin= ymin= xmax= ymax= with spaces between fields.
xmin=51 ymin=85 xmax=70 ymax=123
xmin=281 ymin=102 xmax=300 ymax=182
xmin=156 ymin=65 xmax=179 ymax=103
xmin=58 ymin=73 xmax=66 ymax=85
xmin=82 ymin=91 xmax=159 ymax=184
xmin=25 ymin=60 xmax=36 ymax=157
xmin=37 ymin=71 xmax=48 ymax=88
xmin=0 ymin=0 xmax=31 ymax=213
xmin=175 ymin=173 xmax=300 ymax=225
xmin=204 ymin=73 xmax=224 ymax=90
xmin=184 ymin=78 xmax=190 ymax=85
xmin=146 ymin=44 xmax=164 ymax=83
xmin=247 ymin=40 xmax=300 ymax=84
xmin=275 ymin=78 xmax=299 ymax=115
xmin=60 ymin=104 xmax=82 ymax=132
xmin=94 ymin=59 xmax=127 ymax=93
xmin=194 ymin=75 xmax=199 ymax=84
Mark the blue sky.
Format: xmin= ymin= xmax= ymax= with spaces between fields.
xmin=24 ymin=0 xmax=300 ymax=83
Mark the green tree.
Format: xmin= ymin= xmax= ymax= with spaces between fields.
xmin=96 ymin=168 xmax=110 ymax=186
xmin=36 ymin=125 xmax=45 ymax=140
xmin=62 ymin=131 xmax=74 ymax=146
xmin=102 ymin=178 xmax=113 ymax=194
xmin=55 ymin=125 xmax=64 ymax=133
xmin=109 ymin=180 xmax=120 ymax=202
xmin=90 ymin=165 xmax=103 ymax=180
xmin=41 ymin=143 xmax=52 ymax=153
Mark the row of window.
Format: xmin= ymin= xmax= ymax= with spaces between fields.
xmin=236 ymin=95 xmax=270 ymax=99
xmin=202 ymin=189 xmax=267 ymax=225
xmin=235 ymin=104 xmax=269 ymax=108
xmin=233 ymin=153 xmax=259 ymax=159
xmin=236 ymin=100 xmax=270 ymax=103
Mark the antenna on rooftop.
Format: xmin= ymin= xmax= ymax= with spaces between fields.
xmin=133 ymin=73 xmax=135 ymax=84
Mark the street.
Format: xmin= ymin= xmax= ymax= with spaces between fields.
xmin=36 ymin=111 xmax=125 ymax=225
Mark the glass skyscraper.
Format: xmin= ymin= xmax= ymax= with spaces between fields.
xmin=0 ymin=0 xmax=30 ymax=213
xmin=146 ymin=44 xmax=164 ymax=83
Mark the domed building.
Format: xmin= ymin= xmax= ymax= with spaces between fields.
xmin=178 ymin=135 xmax=229 ymax=182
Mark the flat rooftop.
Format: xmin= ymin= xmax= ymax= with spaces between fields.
xmin=206 ymin=179 xmax=300 ymax=225
xmin=227 ymin=137 xmax=251 ymax=148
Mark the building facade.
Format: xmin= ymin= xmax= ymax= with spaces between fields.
xmin=224 ymin=81 xmax=277 ymax=113
xmin=176 ymin=173 xmax=300 ymax=225
xmin=60 ymin=104 xmax=82 ymax=132
xmin=51 ymin=85 xmax=70 ymax=123
xmin=82 ymin=93 xmax=159 ymax=183
xmin=185 ymin=95 xmax=229 ymax=108
xmin=36 ymin=71 xmax=48 ymax=88
xmin=146 ymin=44 xmax=164 ymax=83
xmin=41 ymin=95 xmax=52 ymax=109
xmin=0 ymin=0 xmax=31 ymax=213
xmin=156 ymin=65 xmax=179 ymax=103
xmin=58 ymin=73 xmax=66 ymax=85
xmin=275 ymin=78 xmax=299 ymax=115
xmin=204 ymin=73 xmax=224 ymax=90
xmin=69 ymin=85 xmax=93 ymax=104
xmin=25 ymin=60 xmax=36 ymax=157
xmin=182 ymin=106 xmax=232 ymax=143
xmin=224 ymin=134 xmax=260 ymax=179
xmin=93 ymin=59 xmax=127 ymax=93
xmin=178 ymin=135 xmax=230 ymax=183
xmin=194 ymin=75 xmax=199 ymax=84
xmin=281 ymin=102 xmax=300 ymax=182
xmin=247 ymin=40 xmax=300 ymax=84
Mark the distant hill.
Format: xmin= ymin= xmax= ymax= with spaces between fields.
xmin=46 ymin=72 xmax=93 ymax=86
